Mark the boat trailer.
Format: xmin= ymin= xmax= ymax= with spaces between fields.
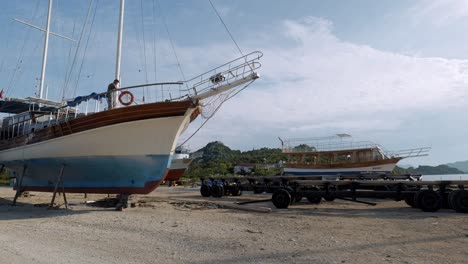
xmin=199 ymin=175 xmax=468 ymax=213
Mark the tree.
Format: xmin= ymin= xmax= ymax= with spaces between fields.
xmin=293 ymin=144 xmax=316 ymax=152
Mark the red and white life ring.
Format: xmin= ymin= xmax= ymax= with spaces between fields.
xmin=118 ymin=91 xmax=134 ymax=106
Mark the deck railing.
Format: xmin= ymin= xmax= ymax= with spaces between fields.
xmin=0 ymin=52 xmax=263 ymax=140
xmin=384 ymin=147 xmax=431 ymax=158
xmin=282 ymin=141 xmax=381 ymax=153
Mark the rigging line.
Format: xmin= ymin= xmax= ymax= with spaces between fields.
xmin=6 ymin=0 xmax=41 ymax=95
xmin=152 ymin=0 xmax=158 ymax=99
xmin=15 ymin=37 xmax=43 ymax=97
xmin=12 ymin=36 xmax=43 ymax=97
xmin=140 ymin=0 xmax=148 ymax=100
xmin=177 ymin=80 xmax=254 ymax=147
xmin=208 ymin=0 xmax=243 ymax=56
xmin=135 ymin=2 xmax=146 ymax=95
xmin=61 ymin=20 xmax=77 ymax=99
xmin=72 ymin=0 xmax=99 ymax=98
xmin=157 ymin=0 xmax=188 ymax=90
xmin=63 ymin=0 xmax=93 ymax=99
xmin=0 ymin=19 xmax=15 ymax=75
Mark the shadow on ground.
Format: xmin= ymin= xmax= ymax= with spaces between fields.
xmin=0 ymin=197 xmax=108 ymax=220
xmin=169 ymin=193 xmax=465 ymax=220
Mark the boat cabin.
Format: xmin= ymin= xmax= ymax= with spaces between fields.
xmin=284 ymin=147 xmax=389 ymax=167
xmin=0 ymin=98 xmax=66 ymax=140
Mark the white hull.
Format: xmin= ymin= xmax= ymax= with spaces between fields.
xmin=0 ymin=108 xmax=195 ymax=161
xmin=170 ymin=158 xmax=192 ymax=170
xmin=284 ymin=162 xmax=398 ymax=175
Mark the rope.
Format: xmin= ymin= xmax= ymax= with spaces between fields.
xmin=63 ymin=0 xmax=94 ymax=99
xmin=208 ymin=0 xmax=243 ymax=56
xmin=157 ymin=0 xmax=188 ymax=95
xmin=6 ymin=0 xmax=41 ymax=96
xmin=152 ymin=0 xmax=158 ymax=99
xmin=71 ymin=0 xmax=98 ymax=98
xmin=140 ymin=0 xmax=149 ymax=84
xmin=177 ymin=80 xmax=254 ymax=147
xmin=0 ymin=20 xmax=15 ymax=75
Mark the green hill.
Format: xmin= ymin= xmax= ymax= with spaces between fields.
xmin=445 ymin=160 xmax=468 ymax=173
xmin=394 ymin=165 xmax=465 ymax=175
xmin=185 ymin=141 xmax=285 ymax=178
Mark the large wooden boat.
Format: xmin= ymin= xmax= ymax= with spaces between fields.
xmin=0 ymin=0 xmax=262 ymax=195
xmin=280 ymin=134 xmax=430 ymax=177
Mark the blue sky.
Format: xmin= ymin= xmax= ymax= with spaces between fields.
xmin=1 ymin=0 xmax=468 ymax=166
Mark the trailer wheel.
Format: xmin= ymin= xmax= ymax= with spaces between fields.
xmin=231 ymin=185 xmax=242 ymax=196
xmin=403 ymin=188 xmax=419 ymax=208
xmin=323 ymin=193 xmax=335 ymax=202
xmin=442 ymin=190 xmax=452 ymax=209
xmin=323 ymin=186 xmax=336 ymax=201
xmin=307 ymin=195 xmax=322 ymax=204
xmin=414 ymin=190 xmax=442 ymax=212
xmin=404 ymin=197 xmax=417 ymax=208
xmin=448 ymin=190 xmax=456 ymax=209
xmin=272 ymin=189 xmax=292 ymax=209
xmin=449 ymin=190 xmax=468 ymax=213
xmin=306 ymin=187 xmax=322 ymax=204
xmin=253 ymin=183 xmax=266 ymax=194
xmin=294 ymin=195 xmax=303 ymax=203
xmin=200 ymin=184 xmax=212 ymax=197
xmin=212 ymin=185 xmax=224 ymax=198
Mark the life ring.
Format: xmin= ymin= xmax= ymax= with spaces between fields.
xmin=118 ymin=91 xmax=134 ymax=106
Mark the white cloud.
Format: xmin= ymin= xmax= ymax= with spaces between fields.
xmin=409 ymin=0 xmax=468 ymax=25
xmin=181 ymin=16 xmax=468 ymax=156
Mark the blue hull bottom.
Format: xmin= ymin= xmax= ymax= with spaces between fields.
xmin=5 ymin=155 xmax=171 ymax=194
xmin=284 ymin=171 xmax=391 ymax=176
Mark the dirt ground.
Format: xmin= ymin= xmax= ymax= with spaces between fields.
xmin=0 ymin=186 xmax=467 ymax=264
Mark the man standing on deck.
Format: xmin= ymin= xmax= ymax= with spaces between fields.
xmin=107 ymin=79 xmax=119 ymax=109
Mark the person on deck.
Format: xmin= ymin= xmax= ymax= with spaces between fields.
xmin=107 ymin=79 xmax=119 ymax=109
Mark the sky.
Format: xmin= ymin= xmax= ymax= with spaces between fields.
xmin=1 ymin=0 xmax=468 ymax=166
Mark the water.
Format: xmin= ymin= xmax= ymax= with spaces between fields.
xmin=420 ymin=174 xmax=468 ymax=181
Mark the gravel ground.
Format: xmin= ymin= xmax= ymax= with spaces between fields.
xmin=0 ymin=186 xmax=467 ymax=264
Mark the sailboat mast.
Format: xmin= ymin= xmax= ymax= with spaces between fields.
xmin=39 ymin=0 xmax=53 ymax=99
xmin=115 ymin=0 xmax=124 ymax=81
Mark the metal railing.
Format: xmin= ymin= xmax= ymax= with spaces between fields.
xmin=0 ymin=52 xmax=263 ymax=140
xmin=385 ymin=147 xmax=431 ymax=158
xmin=282 ymin=140 xmax=381 ymax=153
xmin=183 ymin=51 xmax=263 ymax=98
xmin=63 ymin=51 xmax=263 ymax=115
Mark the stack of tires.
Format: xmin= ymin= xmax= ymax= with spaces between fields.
xmin=200 ymin=180 xmax=242 ymax=198
xmin=404 ymin=189 xmax=468 ymax=213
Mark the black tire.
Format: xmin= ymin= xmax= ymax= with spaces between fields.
xmin=404 ymin=188 xmax=419 ymax=208
xmin=441 ymin=190 xmax=452 ymax=209
xmin=272 ymin=189 xmax=292 ymax=209
xmin=212 ymin=185 xmax=224 ymax=198
xmin=294 ymin=195 xmax=303 ymax=203
xmin=323 ymin=193 xmax=335 ymax=202
xmin=306 ymin=187 xmax=322 ymax=204
xmin=323 ymin=186 xmax=336 ymax=201
xmin=448 ymin=190 xmax=456 ymax=209
xmin=253 ymin=183 xmax=266 ymax=194
xmin=307 ymin=195 xmax=322 ymax=204
xmin=414 ymin=190 xmax=442 ymax=212
xmin=200 ymin=184 xmax=212 ymax=197
xmin=230 ymin=185 xmax=242 ymax=196
xmin=449 ymin=190 xmax=468 ymax=213
xmin=404 ymin=196 xmax=417 ymax=208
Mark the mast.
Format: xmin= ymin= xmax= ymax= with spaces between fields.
xmin=39 ymin=0 xmax=53 ymax=99
xmin=115 ymin=0 xmax=124 ymax=81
